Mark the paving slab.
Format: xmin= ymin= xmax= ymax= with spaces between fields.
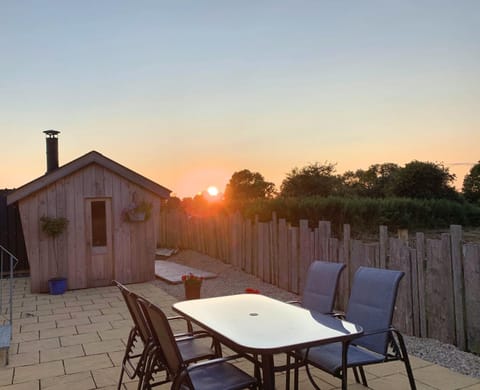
xmin=154 ymin=260 xmax=217 ymax=284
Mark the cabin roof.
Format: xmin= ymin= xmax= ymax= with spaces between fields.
xmin=7 ymin=150 xmax=171 ymax=205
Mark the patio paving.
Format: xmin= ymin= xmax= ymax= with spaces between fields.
xmin=0 ymin=277 xmax=478 ymax=389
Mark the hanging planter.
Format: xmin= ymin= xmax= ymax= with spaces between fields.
xmin=122 ymin=200 xmax=152 ymax=222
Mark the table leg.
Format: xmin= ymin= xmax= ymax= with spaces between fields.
xmin=261 ymin=354 xmax=275 ymax=390
xmin=341 ymin=340 xmax=349 ymax=390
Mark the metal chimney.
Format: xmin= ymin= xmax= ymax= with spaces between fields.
xmin=43 ymin=130 xmax=60 ymax=173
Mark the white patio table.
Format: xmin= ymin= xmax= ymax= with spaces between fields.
xmin=173 ymin=293 xmax=363 ymax=390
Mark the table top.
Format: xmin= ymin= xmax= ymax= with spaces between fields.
xmin=173 ymin=293 xmax=363 ymax=354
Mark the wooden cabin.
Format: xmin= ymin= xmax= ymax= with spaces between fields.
xmin=7 ymin=146 xmax=171 ymax=293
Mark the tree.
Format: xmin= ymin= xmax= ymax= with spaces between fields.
xmin=389 ymin=160 xmax=457 ymax=200
xmin=341 ymin=163 xmax=400 ymax=198
xmin=280 ymin=162 xmax=341 ymax=197
xmin=224 ymin=169 xmax=276 ymax=202
xmin=462 ymin=161 xmax=480 ymax=203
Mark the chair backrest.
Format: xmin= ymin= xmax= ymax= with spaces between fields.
xmin=345 ymin=267 xmax=404 ymax=355
xmin=114 ymin=281 xmax=151 ymax=344
xmin=302 ymin=261 xmax=346 ymax=313
xmin=137 ymin=297 xmax=188 ymax=385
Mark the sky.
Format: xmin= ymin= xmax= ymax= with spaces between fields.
xmin=1 ymin=1 xmax=479 ymax=198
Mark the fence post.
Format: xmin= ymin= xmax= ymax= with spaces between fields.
xmin=298 ymin=220 xmax=311 ymax=293
xmin=450 ymin=225 xmax=466 ymax=350
xmin=416 ymin=232 xmax=427 ymax=338
xmin=379 ymin=225 xmax=388 ymax=268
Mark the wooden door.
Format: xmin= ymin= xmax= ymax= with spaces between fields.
xmin=85 ymin=198 xmax=114 ymax=287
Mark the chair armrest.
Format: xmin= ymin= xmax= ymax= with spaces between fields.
xmin=286 ymin=300 xmax=302 ymax=306
xmin=167 ymin=315 xmax=193 ymax=333
xmin=357 ymin=326 xmax=393 ymax=338
xmin=174 ymin=331 xmax=215 ymax=342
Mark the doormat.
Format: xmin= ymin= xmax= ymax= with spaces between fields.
xmin=154 ymin=260 xmax=217 ymax=284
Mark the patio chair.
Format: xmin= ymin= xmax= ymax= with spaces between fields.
xmin=292 ymin=267 xmax=416 ymax=390
xmin=288 ymin=260 xmax=346 ymax=313
xmin=114 ymin=281 xmax=219 ymax=389
xmin=284 ymin=261 xmax=346 ymax=388
xmin=137 ymin=297 xmax=259 ymax=390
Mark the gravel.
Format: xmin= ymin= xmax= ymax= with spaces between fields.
xmin=151 ymin=249 xmax=480 ymax=379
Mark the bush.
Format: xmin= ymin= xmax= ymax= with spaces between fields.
xmin=235 ymin=196 xmax=480 ymax=235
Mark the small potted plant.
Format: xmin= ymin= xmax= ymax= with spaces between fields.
xmin=182 ymin=273 xmax=203 ymax=300
xmin=40 ymin=215 xmax=69 ymax=294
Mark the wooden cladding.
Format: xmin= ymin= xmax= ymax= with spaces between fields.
xmin=19 ymin=164 xmax=160 ymax=293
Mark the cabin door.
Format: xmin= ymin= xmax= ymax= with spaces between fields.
xmin=85 ymin=198 xmax=114 ymax=287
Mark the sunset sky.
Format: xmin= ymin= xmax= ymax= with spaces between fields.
xmin=1 ymin=1 xmax=479 ymax=198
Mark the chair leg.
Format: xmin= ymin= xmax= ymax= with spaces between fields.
xmin=393 ymin=330 xmax=417 ymax=390
xmin=352 ymin=366 xmax=360 ymax=383
xmin=285 ymin=354 xmax=291 ymax=390
xmin=305 ymin=364 xmax=322 ymax=390
xmin=358 ymin=366 xmax=368 ymax=387
xmin=117 ymin=366 xmax=125 ymax=390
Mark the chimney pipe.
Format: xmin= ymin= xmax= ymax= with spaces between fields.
xmin=44 ymin=129 xmax=60 ymax=173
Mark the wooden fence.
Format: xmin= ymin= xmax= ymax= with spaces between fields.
xmin=157 ymin=210 xmax=480 ymax=354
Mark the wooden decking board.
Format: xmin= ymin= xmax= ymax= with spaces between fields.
xmin=154 ymin=260 xmax=217 ymax=284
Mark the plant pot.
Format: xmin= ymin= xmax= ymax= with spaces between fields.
xmin=49 ymin=277 xmax=67 ymax=295
xmin=128 ymin=211 xmax=146 ymax=222
xmin=184 ymin=282 xmax=202 ymax=300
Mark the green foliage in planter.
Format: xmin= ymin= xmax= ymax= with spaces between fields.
xmin=40 ymin=216 xmax=69 ymax=237
xmin=123 ymin=200 xmax=153 ymax=222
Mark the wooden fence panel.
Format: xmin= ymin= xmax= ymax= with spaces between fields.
xmin=349 ymin=240 xmax=365 ymax=286
xmin=410 ymin=248 xmax=420 ymax=337
xmin=298 ymin=220 xmax=312 ymax=294
xmin=415 ymin=232 xmax=427 ymax=337
xmin=389 ymin=238 xmax=414 ymax=335
xmin=270 ymin=214 xmax=278 ymax=285
xmin=450 ymin=225 xmax=466 ymax=350
xmin=425 ymin=236 xmax=455 ymax=345
xmin=278 ymin=219 xmax=289 ymax=290
xmin=463 ymin=243 xmax=480 ymax=353
xmin=318 ymin=220 xmax=331 ymax=261
xmin=157 ymin=210 xmax=480 ymax=353
xmin=244 ymin=219 xmax=252 ymax=274
xmin=289 ymin=226 xmax=299 ymax=294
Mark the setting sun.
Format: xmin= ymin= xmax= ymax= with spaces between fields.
xmin=207 ymin=186 xmax=219 ymax=197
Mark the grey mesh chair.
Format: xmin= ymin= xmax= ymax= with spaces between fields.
xmin=137 ymin=297 xmax=259 ymax=390
xmin=285 ymin=261 xmax=346 ymax=389
xmin=293 ymin=267 xmax=416 ymax=390
xmin=114 ymin=281 xmax=219 ymax=389
xmin=288 ymin=261 xmax=346 ymax=313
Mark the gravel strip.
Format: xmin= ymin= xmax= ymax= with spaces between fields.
xmin=150 ymin=249 xmax=480 ymax=379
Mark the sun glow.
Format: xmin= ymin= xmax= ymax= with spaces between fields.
xmin=207 ymin=186 xmax=219 ymax=197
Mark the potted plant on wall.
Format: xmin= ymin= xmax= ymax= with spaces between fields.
xmin=122 ymin=200 xmax=153 ymax=222
xmin=40 ymin=215 xmax=69 ymax=294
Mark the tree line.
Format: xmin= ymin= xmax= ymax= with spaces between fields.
xmin=165 ymin=160 xmax=480 ymax=233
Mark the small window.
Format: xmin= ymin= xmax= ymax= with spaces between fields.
xmin=91 ymin=201 xmax=107 ymax=246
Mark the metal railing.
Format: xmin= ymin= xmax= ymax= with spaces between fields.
xmin=0 ymin=245 xmax=18 ymax=341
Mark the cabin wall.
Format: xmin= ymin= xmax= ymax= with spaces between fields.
xmin=19 ymin=164 xmax=160 ymax=293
